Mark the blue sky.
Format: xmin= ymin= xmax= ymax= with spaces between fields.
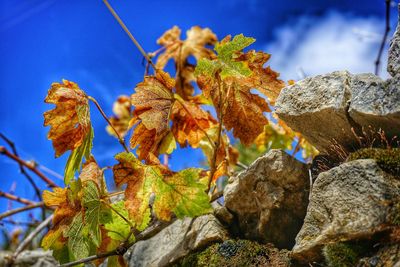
xmin=0 ymin=0 xmax=398 ymax=235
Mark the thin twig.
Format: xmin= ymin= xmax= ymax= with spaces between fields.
xmin=12 ymin=215 xmax=53 ymax=258
xmin=308 ymin=169 xmax=313 ymax=201
xmin=102 ymin=200 xmax=134 ymax=228
xmin=0 ymin=202 xmax=45 ymax=220
xmin=0 ymin=220 xmax=39 ymax=227
xmin=210 ymin=190 xmax=223 ymax=202
xmin=207 ymin=78 xmax=224 ymax=192
xmin=0 ymin=133 xmax=42 ymax=202
xmin=236 ymin=161 xmax=248 ymax=169
xmin=375 ymin=0 xmax=391 ymax=75
xmin=0 ymin=134 xmax=48 ymax=221
xmin=88 ymin=96 xmax=129 ymax=153
xmin=0 ymin=191 xmax=36 ymax=205
xmin=102 ymin=0 xmax=156 ymax=70
xmin=0 ymin=133 xmax=42 ymax=201
xmin=0 ymin=146 xmax=57 ymax=188
xmin=107 ymin=190 xmax=125 ymax=198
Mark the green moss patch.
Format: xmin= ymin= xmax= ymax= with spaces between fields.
xmin=174 ymin=239 xmax=291 ymax=267
xmin=346 ymin=148 xmax=400 ymax=176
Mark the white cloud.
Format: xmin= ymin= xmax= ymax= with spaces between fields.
xmin=265 ymin=11 xmax=390 ymax=81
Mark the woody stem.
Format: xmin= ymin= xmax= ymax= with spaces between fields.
xmin=103 ymin=0 xmax=156 ymax=70
xmin=0 ymin=146 xmax=57 ymax=188
xmin=88 ymin=96 xmax=130 ymax=153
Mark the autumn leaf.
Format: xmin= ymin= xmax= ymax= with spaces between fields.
xmin=195 ymin=34 xmax=284 ymax=145
xmin=152 ymin=167 xmax=212 ymax=220
xmin=130 ymin=70 xmax=176 ymax=161
xmin=106 ymin=95 xmax=132 ymax=138
xmin=113 ymin=152 xmax=212 ymax=224
xmin=156 ymin=26 xmax=217 ymax=99
xmin=113 ymin=152 xmax=152 ymax=229
xmin=43 ymin=158 xmax=113 ymax=263
xmin=42 ymin=185 xmax=81 ymax=263
xmin=171 ymin=96 xmax=217 ymax=148
xmin=199 ymin=126 xmax=238 ymax=182
xmin=96 ymin=227 xmax=127 ymax=267
xmin=44 ymin=79 xmax=93 ymax=184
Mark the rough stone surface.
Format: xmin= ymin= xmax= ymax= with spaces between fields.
xmin=388 ymin=4 xmax=400 ymax=77
xmin=0 ymin=250 xmax=57 ymax=267
xmin=223 ymin=149 xmax=309 ymax=249
xmin=292 ymin=159 xmax=400 ymax=262
xmin=349 ymin=73 xmax=400 ymax=138
xmin=124 ymin=214 xmax=228 ymax=267
xmin=276 ymin=71 xmax=400 ymax=154
xmin=212 ymin=201 xmax=234 ymax=226
xmin=359 ymin=243 xmax=400 ymax=267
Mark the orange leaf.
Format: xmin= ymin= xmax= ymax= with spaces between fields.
xmin=44 ymin=80 xmax=91 ymax=158
xmin=171 ymin=99 xmax=217 ymax=148
xmin=156 ymin=26 xmax=217 ymax=99
xmin=106 ymin=95 xmax=132 ymax=138
xmin=130 ymin=71 xmax=175 ymax=161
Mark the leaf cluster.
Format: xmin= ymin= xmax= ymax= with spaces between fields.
xmin=41 ymin=25 xmax=316 ymax=266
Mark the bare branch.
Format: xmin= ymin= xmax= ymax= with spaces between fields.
xmin=0 ymin=133 xmax=42 ymax=202
xmin=375 ymin=0 xmax=391 ymax=75
xmin=0 ymin=202 xmax=45 ymax=220
xmin=0 ymin=146 xmax=57 ymax=188
xmin=0 ymin=191 xmax=36 ymax=205
xmin=0 ymin=220 xmax=39 ymax=227
xmin=12 ymin=215 xmax=53 ymax=259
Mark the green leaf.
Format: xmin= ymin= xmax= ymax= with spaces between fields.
xmin=65 ymin=213 xmax=91 ymax=261
xmin=195 ymin=34 xmax=255 ymax=79
xmin=153 ymin=168 xmax=212 ymax=220
xmin=105 ymin=201 xmax=135 ymax=242
xmin=64 ymin=126 xmax=94 ymax=185
xmin=159 ymin=131 xmax=177 ymax=155
xmin=215 ymin=34 xmax=255 ymax=60
xmin=113 ymin=152 xmax=212 ymax=223
xmin=82 ymin=180 xmax=111 ymax=247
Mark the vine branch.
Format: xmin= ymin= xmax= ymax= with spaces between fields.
xmin=88 ymin=96 xmax=130 ymax=153
xmin=375 ymin=0 xmax=391 ymax=75
xmin=0 ymin=202 xmax=46 ymax=220
xmin=0 ymin=191 xmax=36 ymax=205
xmin=59 ymin=219 xmax=173 ymax=267
xmin=0 ymin=133 xmax=42 ymax=202
xmin=207 ymin=77 xmax=224 ymax=192
xmin=12 ymin=215 xmax=53 ymax=259
xmin=0 ymin=146 xmax=57 ymax=188
xmin=102 ymin=0 xmax=156 ymax=70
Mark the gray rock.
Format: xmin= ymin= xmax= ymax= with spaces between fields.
xmin=276 ymin=71 xmax=400 ymax=154
xmin=349 ymin=74 xmax=400 ymax=138
xmin=275 ymin=71 xmax=355 ymax=154
xmin=292 ymin=159 xmax=400 ymax=262
xmin=0 ymin=249 xmax=58 ymax=267
xmin=388 ymin=4 xmax=400 ymax=77
xmin=124 ymin=214 xmax=228 ymax=267
xmin=223 ymin=149 xmax=309 ymax=249
xmin=212 ymin=201 xmax=234 ymax=226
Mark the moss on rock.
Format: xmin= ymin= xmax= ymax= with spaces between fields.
xmin=346 ymin=148 xmax=400 ymax=176
xmin=173 ymin=239 xmax=291 ymax=267
xmin=323 ymin=242 xmax=368 ymax=267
